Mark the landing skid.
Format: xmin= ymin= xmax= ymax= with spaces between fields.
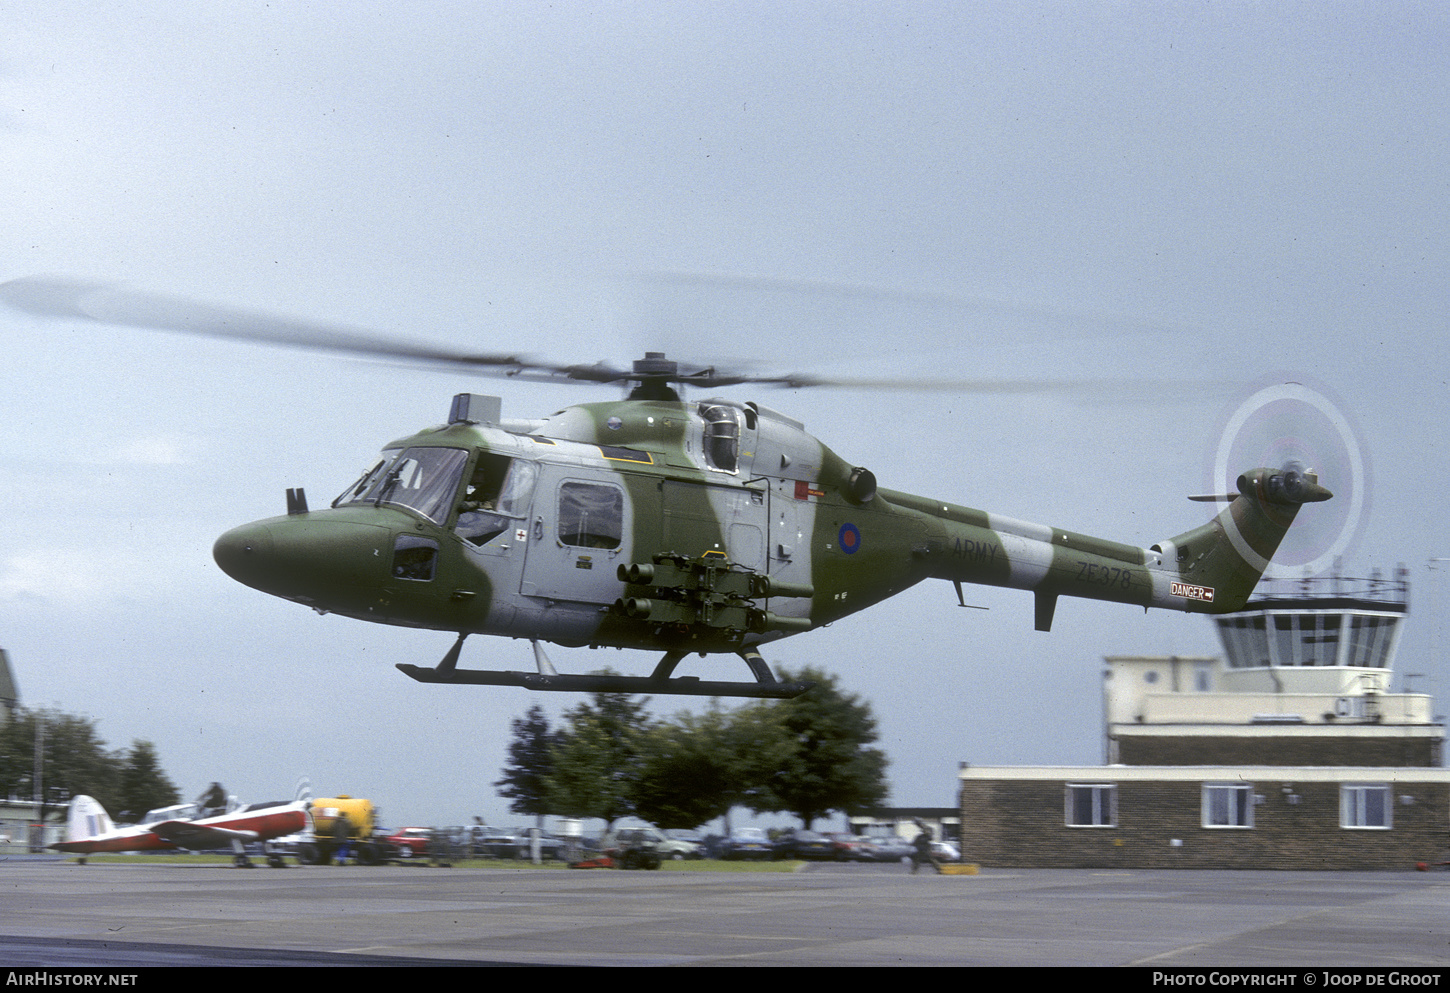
xmin=396 ymin=666 xmax=813 ymax=698
xmin=395 ymin=637 xmax=814 ymax=699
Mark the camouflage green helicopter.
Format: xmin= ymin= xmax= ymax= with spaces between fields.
xmin=2 ymin=279 xmax=1332 ymax=699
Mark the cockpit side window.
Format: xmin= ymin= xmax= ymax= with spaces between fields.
xmin=496 ymin=459 xmax=537 ymax=516
xmin=454 ymin=454 xmax=538 ymax=546
xmin=463 ymin=453 xmax=511 ymax=509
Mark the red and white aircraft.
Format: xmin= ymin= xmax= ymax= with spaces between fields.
xmin=54 ymin=794 xmax=310 ymax=867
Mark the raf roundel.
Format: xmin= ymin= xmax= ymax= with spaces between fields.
xmin=838 ymin=522 xmax=861 ymax=554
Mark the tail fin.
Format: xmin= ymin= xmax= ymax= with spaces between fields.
xmin=1161 ymin=466 xmax=1332 ymax=612
xmin=66 ymin=795 xmax=116 ymax=843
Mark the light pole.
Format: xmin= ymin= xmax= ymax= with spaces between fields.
xmin=1426 ymin=558 xmax=1450 ymax=725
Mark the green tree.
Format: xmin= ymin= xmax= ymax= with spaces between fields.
xmin=752 ymin=666 xmax=889 ymax=829
xmin=543 ymin=688 xmax=652 ymax=829
xmin=0 ymin=707 xmax=121 ymax=814
xmin=494 ymin=704 xmax=562 ymax=818
xmin=114 ymin=741 xmax=181 ymax=822
xmin=632 ymin=702 xmax=790 ymax=830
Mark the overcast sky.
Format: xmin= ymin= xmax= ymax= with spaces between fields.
xmin=2 ymin=1 xmax=1446 ymax=831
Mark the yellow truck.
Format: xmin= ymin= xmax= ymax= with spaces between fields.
xmin=301 ymin=795 xmax=393 ymax=865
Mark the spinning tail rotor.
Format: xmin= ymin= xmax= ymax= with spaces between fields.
xmin=1203 ymin=379 xmax=1368 ymax=579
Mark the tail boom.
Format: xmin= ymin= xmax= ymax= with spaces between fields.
xmin=905 ymin=466 xmax=1331 ymax=629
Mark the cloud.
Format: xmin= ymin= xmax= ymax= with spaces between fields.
xmin=0 ymin=537 xmax=213 ymax=607
xmin=0 ymin=548 xmax=115 ymax=604
xmin=110 ymin=434 xmax=193 ymax=466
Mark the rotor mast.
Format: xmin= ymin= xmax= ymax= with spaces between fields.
xmin=626 ymin=351 xmax=683 ymax=401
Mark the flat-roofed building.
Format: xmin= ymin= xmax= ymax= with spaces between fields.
xmin=959 ymin=569 xmax=1450 ymax=869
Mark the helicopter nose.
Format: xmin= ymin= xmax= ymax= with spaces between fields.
xmin=213 ymin=522 xmax=275 ymax=589
xmin=213 ymin=516 xmax=393 ymax=601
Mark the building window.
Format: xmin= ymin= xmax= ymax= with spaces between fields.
xmin=1202 ymin=783 xmax=1253 ymax=828
xmin=1065 ymin=784 xmax=1117 ymax=827
xmin=1194 ymin=662 xmax=1213 ymax=692
xmin=1341 ymin=784 xmax=1392 ymax=829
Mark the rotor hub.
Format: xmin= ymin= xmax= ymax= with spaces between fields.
xmin=632 ymin=351 xmax=679 ymax=379
xmin=628 ymin=351 xmax=683 ymax=401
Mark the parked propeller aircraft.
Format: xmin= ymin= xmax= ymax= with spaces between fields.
xmin=53 ymin=794 xmax=309 ymax=867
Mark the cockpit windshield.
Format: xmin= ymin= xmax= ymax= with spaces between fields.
xmin=332 ymin=447 xmax=469 ymax=525
xmin=333 ymin=452 xmax=396 ymax=507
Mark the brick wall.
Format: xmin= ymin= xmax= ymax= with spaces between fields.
xmin=959 ymin=778 xmax=1449 ymax=869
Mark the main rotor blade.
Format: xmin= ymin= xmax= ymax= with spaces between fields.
xmin=0 ymin=276 xmax=555 ymax=375
xmin=0 ymin=275 xmax=1205 ymax=398
xmin=716 ymin=371 xmax=1164 ymax=395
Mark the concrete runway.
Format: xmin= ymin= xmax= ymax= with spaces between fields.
xmin=2 ymin=860 xmax=1448 ymax=967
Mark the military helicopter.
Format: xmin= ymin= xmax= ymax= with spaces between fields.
xmin=2 ymin=277 xmax=1332 ymax=699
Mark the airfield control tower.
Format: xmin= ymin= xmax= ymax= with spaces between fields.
xmin=1103 ymin=566 xmax=1438 ymax=768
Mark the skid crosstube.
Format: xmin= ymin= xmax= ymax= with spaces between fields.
xmin=394 ymin=664 xmax=814 ymax=699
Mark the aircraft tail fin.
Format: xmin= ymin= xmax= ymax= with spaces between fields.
xmin=66 ymin=795 xmax=116 ymax=843
xmin=1160 ymin=466 xmax=1332 ymax=612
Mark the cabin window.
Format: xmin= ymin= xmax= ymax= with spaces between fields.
xmin=558 ymin=481 xmax=623 ymax=549
xmin=332 ymin=452 xmax=398 ymax=507
xmin=1194 ymin=662 xmax=1213 ymax=692
xmin=1347 ymin=615 xmax=1394 ymax=668
xmin=1222 ymin=611 xmax=1399 ymax=668
xmin=378 ymin=448 xmax=470 ymax=524
xmin=1218 ymin=615 xmax=1271 ymax=669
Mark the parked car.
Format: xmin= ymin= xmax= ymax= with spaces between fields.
xmin=861 ymin=835 xmax=915 ymax=863
xmin=386 ymin=826 xmax=433 ymax=859
xmin=664 ymin=829 xmax=707 ymax=858
xmin=718 ymin=826 xmax=772 ymax=860
xmin=599 ymin=827 xmax=665 ymax=869
xmin=931 ymin=840 xmax=961 ymax=863
xmin=822 ymin=833 xmax=876 ymax=862
xmin=601 ymin=825 xmax=700 ymax=860
xmin=432 ymin=826 xmax=472 ymax=862
xmin=471 ymin=825 xmax=518 ymax=858
xmin=772 ymin=829 xmax=837 ymax=860
xmin=498 ymin=827 xmax=569 ymax=861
